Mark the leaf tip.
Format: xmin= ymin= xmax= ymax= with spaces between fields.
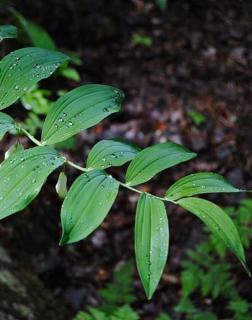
xmin=59 ymin=233 xmax=69 ymax=246
xmin=242 ymin=261 xmax=251 ymax=277
xmin=146 ymin=292 xmax=154 ymax=300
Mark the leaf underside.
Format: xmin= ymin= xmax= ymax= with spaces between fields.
xmin=135 ymin=193 xmax=169 ymax=299
xmin=60 ymin=169 xmax=119 ymax=245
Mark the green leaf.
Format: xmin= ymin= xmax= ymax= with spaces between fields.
xmin=155 ymin=0 xmax=167 ymax=11
xmin=156 ymin=313 xmax=171 ymax=320
xmin=41 ymin=84 xmax=125 ymax=145
xmin=99 ymin=261 xmax=136 ymax=312
xmin=0 ymin=146 xmax=64 ymax=220
xmin=60 ymin=169 xmax=119 ymax=245
xmin=0 ymin=25 xmax=17 ymax=41
xmin=192 ymin=312 xmax=218 ymax=320
xmin=13 ymin=10 xmax=56 ymax=50
xmin=174 ymin=296 xmax=196 ymax=314
xmin=87 ymin=139 xmax=140 ymax=169
xmin=228 ymin=298 xmax=250 ymax=315
xmin=111 ymin=305 xmax=139 ymax=320
xmin=60 ymin=67 xmax=81 ymax=82
xmin=166 ymin=172 xmax=241 ymax=201
xmin=0 ymin=112 xmax=16 ymax=139
xmin=21 ymin=112 xmax=43 ymax=136
xmin=56 ymin=137 xmax=77 ymax=151
xmin=20 ymin=85 xmax=52 ymax=115
xmin=135 ymin=193 xmax=169 ymax=299
xmin=181 ymin=265 xmax=200 ymax=296
xmin=132 ymin=33 xmax=153 ymax=47
xmin=177 ymin=197 xmax=250 ymax=275
xmin=0 ymin=47 xmax=68 ymax=110
xmin=125 ymin=142 xmax=196 ymax=186
xmin=88 ymin=308 xmax=108 ymax=320
xmin=55 ymin=171 xmax=67 ymax=199
xmin=187 ymin=110 xmax=206 ymax=126
xmin=200 ymin=264 xmax=233 ymax=298
xmin=73 ymin=311 xmax=92 ymax=320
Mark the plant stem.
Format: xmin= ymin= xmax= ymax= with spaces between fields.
xmin=120 ymin=182 xmax=168 ymax=202
xmin=66 ymin=160 xmax=90 ymax=172
xmin=120 ymin=182 xmax=143 ymax=195
xmin=20 ymin=128 xmax=43 ymax=146
xmin=20 ymin=127 xmax=171 ymax=203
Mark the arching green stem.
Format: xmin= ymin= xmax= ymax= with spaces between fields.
xmin=20 ymin=127 xmax=172 ymax=203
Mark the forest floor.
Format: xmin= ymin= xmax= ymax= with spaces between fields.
xmin=1 ymin=0 xmax=252 ymax=319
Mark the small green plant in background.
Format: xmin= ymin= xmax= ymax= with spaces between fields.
xmin=74 ymin=198 xmax=252 ymax=320
xmin=19 ymin=84 xmax=52 ymax=135
xmin=0 ymin=25 xmax=250 ymax=301
xmin=98 ymin=262 xmax=136 ymax=313
xmin=155 ymin=0 xmax=167 ymax=11
xmin=176 ymin=199 xmax=252 ymax=320
xmin=12 ymin=9 xmax=81 ymax=82
xmin=74 ymin=262 xmax=171 ymax=320
xmin=132 ymin=33 xmax=153 ymax=47
xmin=6 ymin=12 xmax=81 ymax=141
xmin=187 ymin=109 xmax=206 ymax=126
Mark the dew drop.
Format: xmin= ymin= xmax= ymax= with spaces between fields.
xmin=110 ymin=153 xmax=117 ymax=158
